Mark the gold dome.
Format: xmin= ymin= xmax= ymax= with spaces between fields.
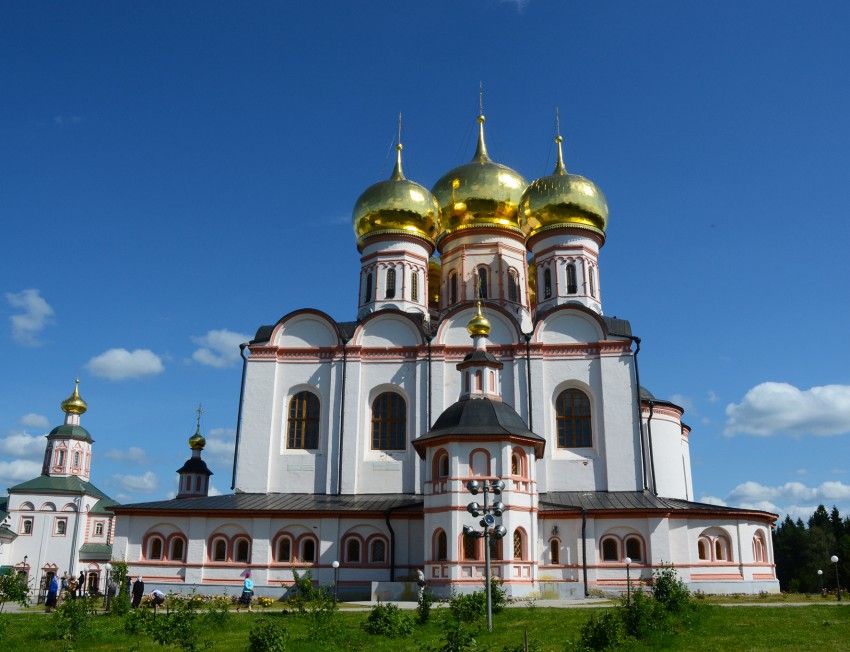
xmin=189 ymin=424 xmax=206 ymax=451
xmin=428 ymin=256 xmax=441 ymax=310
xmin=353 ymin=144 xmax=441 ymax=247
xmin=61 ymin=380 xmax=88 ymax=415
xmin=467 ymin=301 xmax=491 ymax=337
xmin=431 ymin=115 xmax=527 ymax=242
xmin=519 ymin=136 xmax=608 ymax=241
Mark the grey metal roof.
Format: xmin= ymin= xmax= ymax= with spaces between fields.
xmin=176 ymin=457 xmax=213 ymax=475
xmin=111 ymin=493 xmax=424 ymax=514
xmin=539 ymin=491 xmax=776 ymax=517
xmin=600 ymin=316 xmax=632 ymax=338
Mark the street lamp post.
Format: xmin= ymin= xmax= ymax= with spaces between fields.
xmin=331 ymin=560 xmax=340 ymax=603
xmin=818 ymin=569 xmax=823 ymax=594
xmin=463 ymin=479 xmax=507 ymax=633
xmin=831 ymin=555 xmax=841 ymax=601
xmin=625 ymin=557 xmax=632 ymax=605
xmin=103 ymin=563 xmax=112 ymax=611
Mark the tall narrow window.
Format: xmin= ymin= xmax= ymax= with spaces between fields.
xmin=370 ymin=539 xmax=386 ymax=563
xmin=235 ymin=538 xmax=250 ymax=563
xmin=213 ymin=539 xmax=227 ymax=562
xmin=277 ymin=537 xmax=292 ymax=562
xmin=449 ymin=272 xmax=458 ymax=304
xmin=364 ymin=272 xmax=373 ymax=304
xmin=94 ymin=522 xmax=104 ymax=536
xmin=543 ymin=269 xmax=552 ymax=298
xmin=567 ymin=264 xmax=577 ymax=294
xmin=588 ymin=266 xmax=596 ymax=297
xmin=411 ymin=272 xmax=419 ymax=302
xmin=601 ymin=537 xmax=619 ymax=561
xmin=463 ymin=536 xmax=478 ymax=560
xmin=556 ymin=389 xmax=592 ymax=448
xmin=73 ymin=451 xmax=80 ymax=467
xmin=698 ymin=538 xmax=709 ymax=561
xmin=171 ymin=538 xmax=185 ymax=561
xmin=489 ymin=536 xmax=501 ymax=560
xmin=301 ymin=539 xmax=316 ymax=562
xmin=625 ymin=537 xmax=643 ymax=562
xmin=508 ymin=269 xmax=519 ymax=302
xmin=150 ymin=537 xmax=163 ymax=560
xmin=436 ymin=530 xmax=448 ymax=561
xmin=56 ymin=450 xmax=65 ymax=467
xmin=385 ymin=268 xmax=396 ymax=298
xmin=371 ymin=392 xmax=406 ymax=450
xmin=287 ymin=391 xmax=320 ymax=449
xmin=477 ymin=267 xmax=488 ymax=299
xmin=550 ymin=540 xmax=560 ymax=565
xmin=346 ymin=538 xmax=361 ymax=563
xmin=513 ymin=530 xmax=525 ymax=560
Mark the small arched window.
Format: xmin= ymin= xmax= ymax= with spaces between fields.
xmin=288 ymin=391 xmax=320 ymax=449
xmin=385 ymin=268 xmax=396 ymax=299
xmin=463 ymin=536 xmax=478 ymax=561
xmin=213 ymin=538 xmax=227 ymax=562
xmin=370 ymin=539 xmax=386 ymax=563
xmin=556 ymin=389 xmax=593 ymax=448
xmin=697 ymin=537 xmax=710 ymax=561
xmin=449 ymin=272 xmax=458 ymax=305
xmin=364 ymin=272 xmax=373 ymax=304
xmin=550 ymin=539 xmax=560 ymax=565
xmin=625 ymin=536 xmax=643 ymax=562
xmin=566 ymin=264 xmax=577 ymax=294
xmin=489 ymin=536 xmax=501 ymax=561
xmin=477 ymin=267 xmax=488 ymax=299
xmin=171 ymin=538 xmax=185 ymax=561
xmin=150 ymin=537 xmax=163 ymax=560
xmin=588 ymin=266 xmax=596 ymax=298
xmin=277 ymin=537 xmax=292 ymax=562
xmin=411 ymin=272 xmax=419 ymax=302
xmin=715 ymin=537 xmax=730 ymax=561
xmin=543 ymin=268 xmax=552 ymax=298
xmin=301 ymin=538 xmax=316 ymax=563
xmin=601 ymin=537 xmax=619 ymax=562
xmin=437 ymin=452 xmax=449 ymax=478
xmin=73 ymin=451 xmax=81 ymax=468
xmin=513 ymin=529 xmax=526 ymax=560
xmin=371 ymin=392 xmax=406 ymax=450
xmin=346 ymin=538 xmax=361 ymax=563
xmin=235 ymin=538 xmax=251 ymax=563
xmin=753 ymin=531 xmax=767 ymax=563
xmin=508 ymin=269 xmax=519 ymax=302
xmin=94 ymin=522 xmax=104 ymax=536
xmin=470 ymin=450 xmax=489 ymax=476
xmin=436 ymin=530 xmax=448 ymax=561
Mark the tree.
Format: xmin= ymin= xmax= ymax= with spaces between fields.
xmin=0 ymin=571 xmax=30 ymax=612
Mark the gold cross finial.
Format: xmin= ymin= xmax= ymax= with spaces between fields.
xmin=479 ymin=81 xmax=484 ymax=116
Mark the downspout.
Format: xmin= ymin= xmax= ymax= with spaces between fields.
xmin=336 ymin=340 xmax=348 ymax=496
xmin=524 ymin=333 xmax=533 ymax=431
xmin=231 ymin=343 xmax=250 ymax=490
xmin=628 ymin=336 xmax=649 ymax=491
xmin=581 ymin=507 xmax=589 ymax=597
xmin=427 ymin=337 xmax=433 ymax=428
xmin=646 ymin=400 xmax=658 ymax=495
xmin=384 ymin=504 xmax=407 ymax=581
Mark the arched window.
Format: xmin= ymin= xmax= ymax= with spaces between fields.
xmin=508 ymin=269 xmax=519 ymax=302
xmin=513 ymin=529 xmax=526 ymax=560
xmin=625 ymin=536 xmax=643 ymax=562
xmin=235 ymin=538 xmax=251 ymax=563
xmin=411 ymin=272 xmax=419 ymax=302
xmin=195 ymin=476 xmax=201 ymax=491
xmin=588 ymin=266 xmax=596 ymax=298
xmin=371 ymin=392 xmax=406 ymax=450
xmin=370 ymin=539 xmax=386 ymax=563
xmin=714 ymin=537 xmax=730 ymax=561
xmin=477 ymin=267 xmax=488 ymax=299
xmin=22 ymin=519 xmax=33 ymax=535
xmin=462 ymin=536 xmax=478 ymax=561
xmin=601 ymin=537 xmax=619 ymax=562
xmin=470 ymin=450 xmax=489 ymax=476
xmin=345 ymin=538 xmax=361 ymax=563
xmin=489 ymin=536 xmax=501 ymax=561
xmin=277 ymin=537 xmax=292 ymax=562
xmin=171 ymin=538 xmax=185 ymax=561
xmin=550 ymin=539 xmax=560 ymax=565
xmin=697 ymin=537 xmax=710 ymax=561
xmin=149 ymin=537 xmax=163 ymax=560
xmin=511 ymin=451 xmax=526 ymax=477
xmin=435 ymin=452 xmax=449 ymax=478
xmin=556 ymin=389 xmax=592 ymax=448
xmin=364 ymin=272 xmax=373 ymax=304
xmin=385 ymin=268 xmax=396 ymax=299
xmin=543 ymin=268 xmax=552 ymax=298
xmin=753 ymin=531 xmax=767 ymax=563
xmin=56 ymin=449 xmax=66 ymax=467
xmin=94 ymin=522 xmax=104 ymax=536
xmin=288 ymin=391 xmax=320 ymax=449
xmin=566 ymin=264 xmax=577 ymax=294
xmin=435 ymin=530 xmax=448 ymax=561
xmin=73 ymin=451 xmax=81 ymax=468
xmin=301 ymin=538 xmax=316 ymax=563
xmin=449 ymin=272 xmax=458 ymax=305
xmin=213 ymin=538 xmax=227 ymax=562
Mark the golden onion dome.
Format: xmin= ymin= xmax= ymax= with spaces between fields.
xmin=467 ymin=301 xmax=492 ymax=337
xmin=431 ymin=115 xmax=527 ymax=242
xmin=353 ymin=144 xmax=441 ymax=247
xmin=428 ymin=256 xmax=441 ymax=310
xmin=188 ymin=423 xmax=206 ymax=451
xmin=519 ymin=135 xmax=608 ymax=241
xmin=527 ymin=261 xmax=537 ymax=307
xmin=61 ymin=380 xmax=88 ymax=415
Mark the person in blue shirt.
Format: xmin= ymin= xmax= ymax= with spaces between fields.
xmin=237 ymin=571 xmax=254 ymax=613
xmin=45 ymin=575 xmax=59 ymax=613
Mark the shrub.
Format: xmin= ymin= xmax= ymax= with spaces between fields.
xmin=650 ymin=565 xmax=691 ymax=615
xmin=247 ymin=618 xmax=288 ymax=652
xmin=437 ymin=616 xmax=478 ymax=652
xmin=110 ymin=561 xmax=131 ymax=617
xmin=360 ymin=602 xmax=415 ymax=638
xmin=449 ymin=591 xmax=486 ymax=623
xmin=51 ymin=595 xmax=97 ymax=641
xmin=620 ymin=589 xmax=666 ymax=639
xmin=417 ymin=588 xmax=435 ymax=624
xmin=0 ymin=572 xmax=30 ymax=613
xmin=489 ymin=577 xmax=508 ymax=614
xmin=147 ymin=594 xmax=210 ymax=652
xmin=575 ymin=610 xmax=625 ymax=651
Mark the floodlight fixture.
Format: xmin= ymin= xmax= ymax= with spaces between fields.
xmin=466 ymin=479 xmax=480 ymax=495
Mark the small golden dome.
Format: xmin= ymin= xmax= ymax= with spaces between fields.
xmin=189 ymin=424 xmax=206 ymax=451
xmin=467 ymin=301 xmax=491 ymax=337
xmin=431 ymin=115 xmax=527 ymax=242
xmin=353 ymin=143 xmax=441 ymax=247
xmin=428 ymin=256 xmax=441 ymax=310
xmin=61 ymin=380 xmax=88 ymax=415
xmin=519 ymin=135 xmax=608 ymax=241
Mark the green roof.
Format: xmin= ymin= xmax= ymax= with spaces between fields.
xmin=8 ymin=475 xmax=112 ymax=500
xmin=90 ymin=498 xmax=120 ymax=515
xmin=78 ymin=543 xmax=112 ymax=561
xmin=47 ymin=424 xmax=93 ymax=443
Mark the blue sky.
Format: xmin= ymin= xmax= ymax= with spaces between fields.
xmin=2 ymin=1 xmax=849 ymax=520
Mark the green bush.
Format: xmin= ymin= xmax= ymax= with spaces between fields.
xmin=247 ymin=617 xmax=288 ymax=652
xmin=110 ymin=561 xmax=131 ymax=617
xmin=449 ymin=591 xmax=486 ymax=623
xmin=620 ymin=590 xmax=666 ymax=639
xmin=437 ymin=616 xmax=479 ymax=652
xmin=574 ymin=610 xmax=625 ymax=651
xmin=51 ymin=596 xmax=97 ymax=641
xmin=489 ymin=577 xmax=508 ymax=614
xmin=147 ymin=594 xmax=211 ymax=652
xmin=360 ymin=602 xmax=415 ymax=638
xmin=417 ymin=588 xmax=435 ymax=624
xmin=650 ymin=564 xmax=691 ymax=614
xmin=0 ymin=572 xmax=30 ymax=612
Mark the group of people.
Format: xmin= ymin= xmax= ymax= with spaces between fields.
xmin=44 ymin=571 xmax=87 ymax=612
xmin=130 ymin=577 xmax=165 ymax=611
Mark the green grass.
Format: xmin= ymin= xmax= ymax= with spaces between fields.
xmin=1 ymin=603 xmax=848 ymax=651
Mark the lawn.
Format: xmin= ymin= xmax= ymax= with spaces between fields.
xmin=1 ymin=602 xmax=848 ymax=651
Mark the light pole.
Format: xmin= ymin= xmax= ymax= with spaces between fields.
xmin=463 ymin=478 xmax=507 ymax=633
xmin=332 ymin=560 xmax=340 ymax=603
xmin=818 ymin=569 xmax=823 ymax=594
xmin=831 ymin=555 xmax=841 ymax=601
xmin=104 ymin=563 xmax=112 ymax=611
xmin=625 ymin=557 xmax=632 ymax=605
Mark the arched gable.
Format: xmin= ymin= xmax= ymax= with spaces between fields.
xmin=353 ymin=312 xmax=425 ymax=348
xmin=536 ymin=307 xmax=605 ymax=344
xmin=435 ymin=304 xmax=521 ymax=347
xmin=272 ymin=310 xmax=339 ymax=348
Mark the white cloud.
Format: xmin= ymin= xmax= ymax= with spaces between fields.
xmin=724 ymin=382 xmax=850 ymax=436
xmin=208 ymin=484 xmax=223 ymax=497
xmin=698 ymin=495 xmax=727 ymax=506
xmin=722 ymin=480 xmax=850 ymax=518
xmin=102 ymin=447 xmax=150 ymax=464
xmin=669 ymin=394 xmax=695 ymax=414
xmin=191 ymin=329 xmax=249 ymax=368
xmin=20 ymin=413 xmax=50 ymax=429
xmin=203 ymin=427 xmax=236 ymax=467
xmin=0 ymin=460 xmax=43 ymax=485
xmin=0 ymin=432 xmax=47 ymax=459
xmin=86 ymin=348 xmax=164 ymax=380
xmin=111 ymin=471 xmax=158 ymax=493
xmin=707 ymin=390 xmax=719 ymax=403
xmin=6 ymin=289 xmax=54 ymax=346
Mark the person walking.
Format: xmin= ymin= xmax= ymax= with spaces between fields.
xmin=236 ymin=571 xmax=254 ymax=613
xmin=132 ymin=576 xmax=145 ymax=608
xmin=45 ymin=575 xmax=59 ymax=613
xmin=78 ymin=571 xmax=86 ymax=597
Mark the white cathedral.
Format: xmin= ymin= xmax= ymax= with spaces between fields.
xmin=112 ymin=113 xmax=779 ymax=598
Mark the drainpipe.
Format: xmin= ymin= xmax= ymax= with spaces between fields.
xmin=524 ymin=333 xmax=533 ymax=431
xmin=384 ymin=504 xmax=409 ymax=582
xmin=336 ymin=340 xmax=348 ymax=496
xmin=231 ymin=343 xmax=250 ymax=490
xmin=628 ymin=336 xmax=649 ymax=491
xmin=646 ymin=400 xmax=658 ymax=495
xmin=427 ymin=337 xmax=433 ymax=429
xmin=581 ymin=507 xmax=589 ymax=597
